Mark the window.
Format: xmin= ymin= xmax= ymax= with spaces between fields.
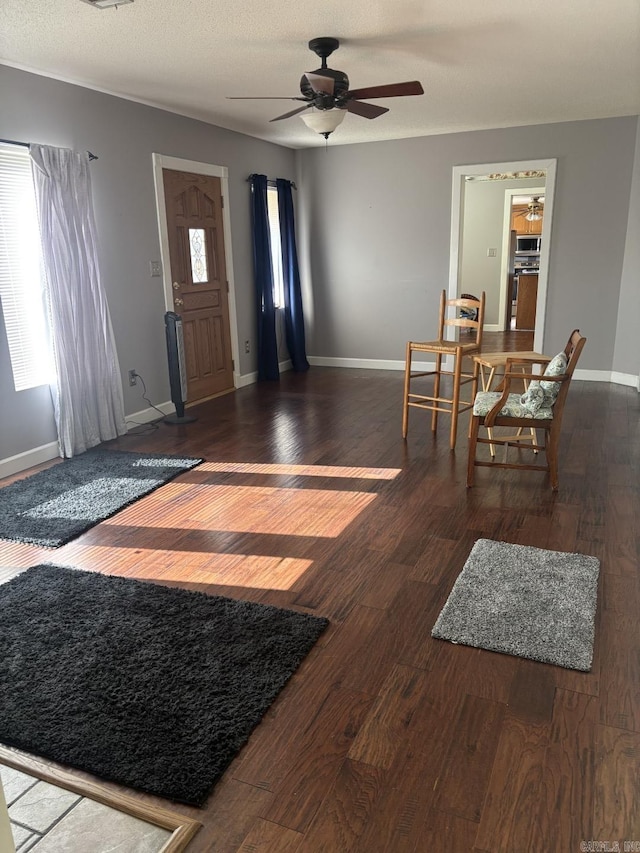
xmin=266 ymin=184 xmax=284 ymax=309
xmin=0 ymin=144 xmax=53 ymax=391
xmin=188 ymin=227 xmax=208 ymax=283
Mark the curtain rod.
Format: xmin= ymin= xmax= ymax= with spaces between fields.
xmin=0 ymin=138 xmax=99 ymax=161
xmin=247 ymin=174 xmax=297 ymax=190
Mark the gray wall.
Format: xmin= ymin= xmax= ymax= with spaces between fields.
xmin=613 ymin=116 xmax=640 ymax=376
xmin=0 ymin=65 xmax=296 ymax=463
xmin=296 ymin=117 xmax=638 ymax=369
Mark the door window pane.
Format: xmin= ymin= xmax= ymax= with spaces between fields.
xmin=189 ymin=228 xmax=208 ymax=283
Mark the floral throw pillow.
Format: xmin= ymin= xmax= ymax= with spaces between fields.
xmin=521 ymin=351 xmax=568 ymax=413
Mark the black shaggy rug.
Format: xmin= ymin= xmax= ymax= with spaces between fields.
xmin=0 ymin=449 xmax=203 ymax=547
xmin=0 ymin=565 xmax=328 ymax=806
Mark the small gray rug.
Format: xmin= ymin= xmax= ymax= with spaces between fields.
xmin=0 ymin=449 xmax=203 ymax=547
xmin=431 ymin=539 xmax=600 ymax=671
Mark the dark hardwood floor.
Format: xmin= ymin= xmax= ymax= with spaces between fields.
xmin=1 ymin=366 xmax=639 ymax=852
xmin=481 ymin=328 xmax=534 ymax=352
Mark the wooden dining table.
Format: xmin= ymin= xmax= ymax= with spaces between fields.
xmin=473 ymin=350 xmax=552 ymax=393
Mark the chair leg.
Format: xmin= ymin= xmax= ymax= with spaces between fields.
xmin=467 ymin=415 xmax=480 ymax=486
xmin=402 ymin=342 xmax=412 ymax=438
xmin=471 ymin=356 xmax=480 ymax=401
xmin=450 ymin=351 xmax=463 ymax=450
xmin=547 ymin=427 xmax=560 ymax=491
xmin=431 ymin=353 xmax=442 ymax=434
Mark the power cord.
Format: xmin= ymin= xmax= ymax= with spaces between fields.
xmin=134 ymin=372 xmax=167 ymax=419
xmin=124 ymin=371 xmax=167 ymax=436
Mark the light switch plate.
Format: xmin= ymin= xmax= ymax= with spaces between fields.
xmin=487 ymin=248 xmax=497 ymax=258
xmin=150 ymin=261 xmax=162 ymax=277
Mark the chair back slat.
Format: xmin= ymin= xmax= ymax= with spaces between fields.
xmin=440 ymin=291 xmax=485 ymax=348
xmin=447 ymin=317 xmax=480 ymax=329
xmin=551 ymin=331 xmax=586 ymax=416
xmin=563 ymin=329 xmax=586 ymax=377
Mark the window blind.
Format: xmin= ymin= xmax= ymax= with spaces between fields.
xmin=0 ymin=144 xmax=52 ymax=391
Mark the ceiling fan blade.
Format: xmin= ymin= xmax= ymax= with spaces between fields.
xmin=227 ymin=96 xmax=307 ymax=101
xmin=346 ymin=100 xmax=389 ymax=119
xmin=270 ymin=104 xmax=313 ymax=122
xmin=304 ymin=72 xmax=335 ymax=96
xmin=346 ymin=81 xmax=424 ymax=100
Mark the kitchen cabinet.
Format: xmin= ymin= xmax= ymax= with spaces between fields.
xmin=515 ymin=274 xmax=538 ymax=330
xmin=511 ymin=205 xmax=543 ymax=234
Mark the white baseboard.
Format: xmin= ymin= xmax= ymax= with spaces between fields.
xmin=1 ymin=401 xmax=176 ymax=479
xmin=610 ymin=371 xmax=639 ymax=388
xmin=236 ymin=371 xmax=258 ymax=388
xmin=574 ymin=368 xmax=639 ymax=387
xmin=309 ymin=357 xmax=639 ymax=388
xmin=0 ymin=441 xmax=60 ymax=480
xmin=125 ymin=400 xmax=174 ymax=426
xmin=236 ymin=358 xmax=293 ymax=388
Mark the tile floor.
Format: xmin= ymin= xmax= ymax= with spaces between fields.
xmin=1 ymin=765 xmax=172 ymax=852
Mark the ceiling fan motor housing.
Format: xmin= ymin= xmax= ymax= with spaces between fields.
xmin=300 ymin=68 xmax=350 ymax=110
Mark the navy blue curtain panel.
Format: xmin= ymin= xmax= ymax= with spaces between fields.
xmin=277 ymin=179 xmax=310 ymax=373
xmin=249 ymin=174 xmax=279 ymax=381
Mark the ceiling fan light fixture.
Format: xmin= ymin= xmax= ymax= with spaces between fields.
xmin=300 ymin=108 xmax=346 ymax=139
xmin=525 ymin=211 xmax=542 ymax=221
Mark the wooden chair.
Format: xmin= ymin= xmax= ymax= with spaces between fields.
xmin=402 ymin=291 xmax=485 ymax=450
xmin=466 ymin=329 xmax=586 ymax=491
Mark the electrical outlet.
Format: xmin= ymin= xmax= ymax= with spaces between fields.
xmin=128 ymin=369 xmax=137 ymax=386
xmin=244 ymin=340 xmax=250 ymax=353
xmin=149 ymin=261 xmax=162 ymax=277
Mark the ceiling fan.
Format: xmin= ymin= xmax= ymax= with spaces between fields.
xmin=227 ymin=37 xmax=424 ymax=138
xmin=516 ymin=197 xmax=545 ymax=221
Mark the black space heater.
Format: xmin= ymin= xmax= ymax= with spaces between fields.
xmin=163 ymin=311 xmax=197 ymax=425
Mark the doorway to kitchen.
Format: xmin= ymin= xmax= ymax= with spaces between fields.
xmin=449 ymin=158 xmax=557 ymax=354
xmin=502 ymin=186 xmax=545 ymax=334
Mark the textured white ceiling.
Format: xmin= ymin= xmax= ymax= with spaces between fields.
xmin=2 ymin=0 xmax=639 ymax=149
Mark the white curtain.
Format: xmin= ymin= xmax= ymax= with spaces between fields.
xmin=30 ymin=144 xmax=126 ymax=457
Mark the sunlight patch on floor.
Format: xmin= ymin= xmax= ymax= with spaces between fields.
xmin=103 ymin=483 xmax=377 ymax=538
xmin=199 ymin=462 xmax=401 ymax=480
xmin=44 ymin=543 xmax=313 ymax=590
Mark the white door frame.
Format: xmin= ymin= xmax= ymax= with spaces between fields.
xmin=152 ymin=154 xmax=241 ymax=388
xmin=448 ymin=158 xmax=557 ymax=352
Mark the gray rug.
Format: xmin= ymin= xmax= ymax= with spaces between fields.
xmin=0 ymin=449 xmax=203 ymax=547
xmin=431 ymin=539 xmax=600 ymax=671
xmin=0 ymin=564 xmax=328 ymax=806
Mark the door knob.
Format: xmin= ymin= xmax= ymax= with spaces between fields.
xmin=172 ymin=281 xmax=181 ymax=291
xmin=174 ymin=297 xmax=184 ymax=307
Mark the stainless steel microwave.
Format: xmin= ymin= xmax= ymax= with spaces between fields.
xmin=516 ymin=236 xmax=541 ymax=254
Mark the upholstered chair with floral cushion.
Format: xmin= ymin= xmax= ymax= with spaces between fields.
xmin=467 ymin=331 xmax=586 ymax=491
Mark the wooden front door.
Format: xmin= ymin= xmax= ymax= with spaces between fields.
xmin=162 ymin=168 xmax=234 ymax=403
